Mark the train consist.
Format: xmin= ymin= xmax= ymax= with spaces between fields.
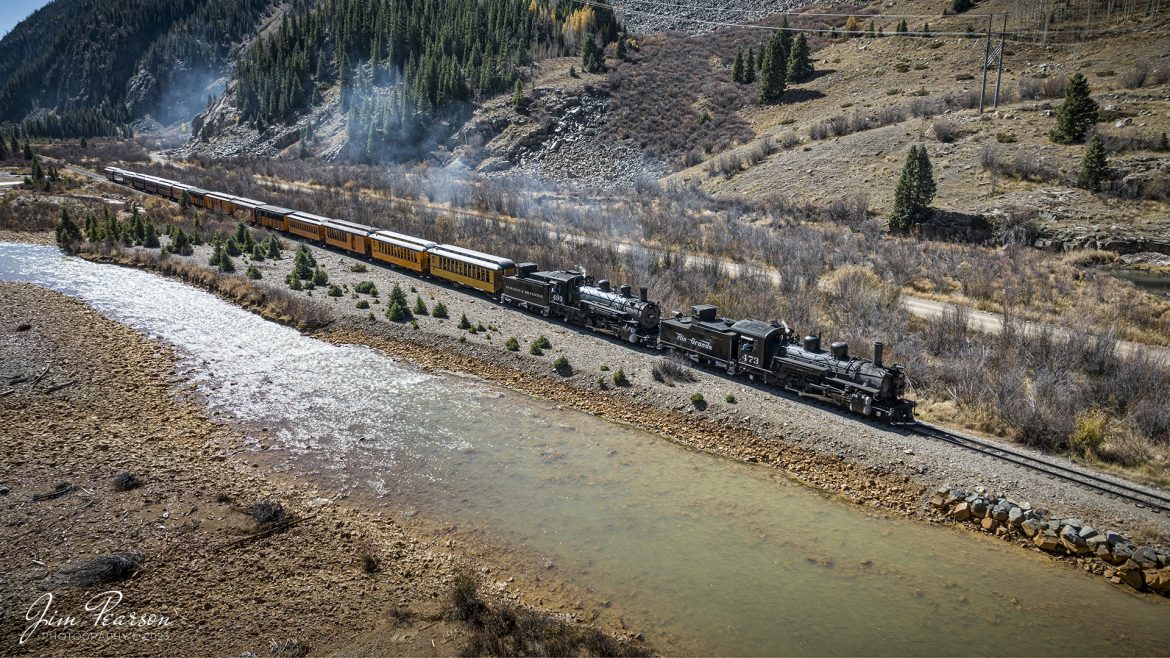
xmin=103 ymin=166 xmax=915 ymax=423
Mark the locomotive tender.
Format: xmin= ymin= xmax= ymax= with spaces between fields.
xmin=102 ymin=165 xmax=914 ymax=423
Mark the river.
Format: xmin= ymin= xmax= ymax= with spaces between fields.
xmin=2 ymin=243 xmax=1168 ymax=656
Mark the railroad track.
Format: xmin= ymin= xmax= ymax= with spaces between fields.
xmin=910 ymin=422 xmax=1170 ymax=515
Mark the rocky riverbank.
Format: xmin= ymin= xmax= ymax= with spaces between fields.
xmin=931 ymin=486 xmax=1170 ymax=598
xmin=0 ymin=281 xmax=646 ymax=656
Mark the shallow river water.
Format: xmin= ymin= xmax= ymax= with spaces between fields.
xmin=3 ymin=243 xmax=1169 ymax=656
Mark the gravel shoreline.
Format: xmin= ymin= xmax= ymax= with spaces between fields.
xmin=0 ymin=281 xmax=644 ymax=655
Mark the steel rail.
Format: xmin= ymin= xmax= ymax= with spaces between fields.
xmin=910 ymin=422 xmax=1170 ymax=515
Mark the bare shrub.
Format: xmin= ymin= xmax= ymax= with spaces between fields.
xmin=651 ymin=355 xmax=697 ymax=385
xmin=111 ymin=471 xmax=143 ymax=491
xmin=907 ymin=97 xmax=946 ymax=118
xmin=269 ymin=639 xmax=311 ymax=658
xmin=923 ymin=307 xmax=970 ymax=357
xmin=249 ymin=500 xmax=287 ymax=526
xmin=931 ymin=118 xmax=961 ymax=143
xmin=1089 ymin=128 xmax=1164 ymax=153
xmin=825 ymin=193 xmax=869 ymax=226
xmin=778 ymin=132 xmax=800 ymax=149
xmin=63 ymin=552 xmax=143 ymax=586
xmin=1119 ymin=61 xmax=1150 ymax=89
xmin=807 ymin=121 xmax=831 ymax=141
xmin=447 ymin=569 xmax=488 ymax=623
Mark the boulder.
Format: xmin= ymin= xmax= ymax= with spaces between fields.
xmin=1060 ymin=525 xmax=1092 ymax=555
xmin=1008 ymin=507 xmax=1025 ymax=527
xmin=1063 ymin=518 xmax=1084 ymax=530
xmin=971 ymin=499 xmax=989 ymax=518
xmin=950 ymin=502 xmax=972 ymax=521
xmin=1113 ymin=543 xmax=1134 ymax=562
xmin=981 ymin=517 xmax=999 ymax=532
xmin=1078 ymin=526 xmax=1098 ymax=540
xmin=1117 ymin=560 xmax=1145 ymax=589
xmin=1035 ymin=531 xmax=1061 ymax=552
xmin=1146 ymin=569 xmax=1170 ymax=595
xmin=992 ymin=505 xmax=1010 ymax=522
xmin=1020 ymin=519 xmax=1042 ymax=538
xmin=1095 ymin=544 xmax=1114 ymax=562
xmin=1131 ymin=546 xmax=1160 ymax=569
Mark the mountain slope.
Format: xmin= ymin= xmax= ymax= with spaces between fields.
xmin=0 ymin=0 xmax=274 ymax=133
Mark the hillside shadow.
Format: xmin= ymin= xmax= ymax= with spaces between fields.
xmin=784 ymin=88 xmax=827 ymax=103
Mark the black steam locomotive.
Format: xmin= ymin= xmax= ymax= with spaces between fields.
xmin=660 ymin=305 xmax=915 ymax=423
xmin=500 ymin=265 xmax=660 ymax=346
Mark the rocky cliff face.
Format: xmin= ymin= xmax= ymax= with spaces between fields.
xmin=459 ymin=83 xmax=668 ymax=190
xmin=610 ymin=0 xmax=816 ymax=34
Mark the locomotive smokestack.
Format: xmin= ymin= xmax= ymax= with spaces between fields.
xmin=873 ymin=341 xmax=884 ymax=368
xmin=598 ymin=279 xmax=611 ymax=292
xmin=639 ymin=287 xmax=648 ymax=302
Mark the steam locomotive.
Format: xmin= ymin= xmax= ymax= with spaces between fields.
xmin=102 ymin=165 xmax=915 ymax=423
xmin=660 ymin=305 xmax=915 ymax=422
xmin=500 ymin=265 xmax=660 ymax=346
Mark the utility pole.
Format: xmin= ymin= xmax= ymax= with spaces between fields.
xmin=993 ymin=14 xmax=1008 ymax=108
xmin=979 ymin=13 xmax=993 ymax=113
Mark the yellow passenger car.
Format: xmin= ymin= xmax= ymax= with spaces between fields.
xmin=204 ymin=192 xmax=236 ymax=215
xmin=256 ymin=205 xmax=294 ymax=232
xmin=427 ymin=244 xmax=516 ymax=294
xmin=323 ymin=219 xmax=374 ymax=256
xmin=370 ymin=230 xmax=437 ymax=273
xmin=286 ymin=211 xmax=327 ymax=242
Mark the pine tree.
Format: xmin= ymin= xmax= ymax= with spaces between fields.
xmin=889 ymin=145 xmax=936 ymax=233
xmin=758 ymin=33 xmax=787 ymax=104
xmin=866 ymin=21 xmax=875 ymax=38
xmin=266 ymin=236 xmax=281 ymax=259
xmin=209 ymin=240 xmax=225 ymax=267
xmin=143 ymin=221 xmax=160 ymax=248
xmin=54 ymin=208 xmax=82 ymax=252
xmin=616 ymin=33 xmax=627 ymax=61
xmin=171 ymin=227 xmax=192 ymax=255
xmin=897 ymin=19 xmax=908 ymax=34
xmin=732 ymin=49 xmax=745 ymax=83
xmin=1080 ymin=136 xmax=1108 ymax=191
xmin=1050 ymin=73 xmax=1099 ymax=144
xmin=744 ymin=48 xmax=756 ymax=84
xmin=581 ymin=34 xmax=604 ymax=73
xmin=22 ymin=141 xmax=32 ymax=160
xmin=292 ymin=245 xmax=314 ymax=279
xmin=1161 ymin=132 xmax=1169 ymax=151
xmin=413 ymin=295 xmax=429 ymax=316
xmin=0 ymin=138 xmax=7 ymax=161
xmin=390 ymin=282 xmax=409 ymax=309
xmin=786 ymin=33 xmax=813 ymax=83
xmin=922 ymin=22 xmax=931 ymax=36
xmin=512 ymin=79 xmax=524 ymax=110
